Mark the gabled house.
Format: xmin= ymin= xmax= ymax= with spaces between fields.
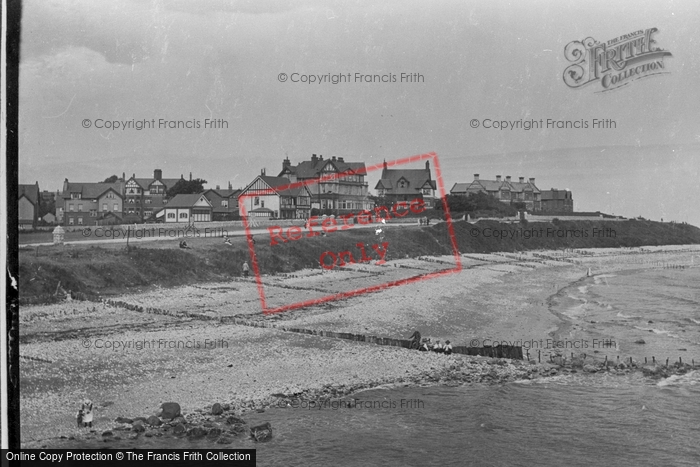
xmin=123 ymin=169 xmax=184 ymax=223
xmin=61 ymin=180 xmax=124 ymax=226
xmin=278 ymin=154 xmax=372 ymax=214
xmin=238 ymin=172 xmax=312 ymax=219
xmin=156 ymin=193 xmax=213 ymax=223
xmin=202 ymin=184 xmax=241 ymax=221
xmin=375 ymin=160 xmax=437 ymax=208
xmin=450 ymin=174 xmax=541 ymax=211
xmin=19 ymin=182 xmax=40 ymax=229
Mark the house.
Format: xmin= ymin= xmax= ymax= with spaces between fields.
xmin=123 ymin=169 xmax=185 ymax=223
xmin=450 ymin=174 xmax=541 ymax=211
xmin=202 ymin=184 xmax=241 ymax=221
xmin=55 ymin=192 xmax=66 ymax=224
xmin=238 ymin=172 xmax=312 ymax=219
xmin=156 ymin=193 xmax=212 ymax=223
xmin=61 ymin=180 xmax=124 ymax=226
xmin=42 ymin=213 xmax=57 ymax=224
xmin=375 ymin=160 xmax=437 ymax=208
xmin=540 ymin=189 xmax=574 ymax=212
xmin=19 ymin=182 xmax=40 ymax=229
xmin=278 ymin=154 xmax=372 ymax=214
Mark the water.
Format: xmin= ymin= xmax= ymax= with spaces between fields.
xmin=60 ymin=267 xmax=700 ymax=466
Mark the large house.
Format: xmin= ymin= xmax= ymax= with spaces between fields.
xmin=238 ymin=172 xmax=312 ymax=219
xmin=19 ymin=182 xmax=40 ymax=229
xmin=61 ymin=180 xmax=124 ymax=226
xmin=450 ymin=174 xmax=541 ymax=211
xmin=156 ymin=193 xmax=213 ymax=223
xmin=278 ymin=154 xmax=372 ymax=214
xmin=202 ymin=184 xmax=241 ymax=221
xmin=540 ymin=189 xmax=574 ymax=212
xmin=123 ymin=169 xmax=184 ymax=223
xmin=375 ymin=160 xmax=437 ymax=208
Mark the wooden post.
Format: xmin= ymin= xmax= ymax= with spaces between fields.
xmin=665 ymin=358 xmax=669 ymax=367
xmin=629 ymin=357 xmax=632 ymax=365
xmin=679 ymin=357 xmax=682 ymax=365
xmin=652 ymin=356 xmax=655 ymax=364
xmin=126 ymin=225 xmax=131 ymax=250
xmin=645 ymin=357 xmax=647 ymax=364
xmin=538 ymin=350 xmax=540 ymax=363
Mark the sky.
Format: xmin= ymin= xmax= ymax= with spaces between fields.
xmin=18 ymin=0 xmax=700 ymax=226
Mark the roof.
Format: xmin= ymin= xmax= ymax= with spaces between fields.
xmin=261 ymin=176 xmax=310 ymax=197
xmin=459 ymin=179 xmax=540 ymax=194
xmin=280 ymin=157 xmax=367 ymax=179
xmin=203 ymin=188 xmax=241 ymax=199
xmin=450 ymin=183 xmax=470 ymax=194
xmin=166 ymin=194 xmax=212 ymax=208
xmin=374 ymin=168 xmax=436 ymax=195
xmin=19 ymin=184 xmax=40 ymax=205
xmin=64 ymin=182 xmax=123 ymax=200
xmin=130 ymin=177 xmax=182 ymax=190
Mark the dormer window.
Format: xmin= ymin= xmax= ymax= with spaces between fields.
xmin=399 ymin=180 xmax=407 ymax=189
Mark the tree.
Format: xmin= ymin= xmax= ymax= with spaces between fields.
xmin=167 ymin=178 xmax=208 ymax=197
xmin=102 ymin=175 xmax=119 ymax=183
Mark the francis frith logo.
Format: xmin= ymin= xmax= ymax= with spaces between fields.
xmin=563 ymin=28 xmax=672 ymax=92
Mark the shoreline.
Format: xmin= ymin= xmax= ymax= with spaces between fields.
xmin=19 ymin=245 xmax=700 ymax=447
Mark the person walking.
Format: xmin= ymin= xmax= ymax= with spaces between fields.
xmin=242 ymin=261 xmax=250 ymax=277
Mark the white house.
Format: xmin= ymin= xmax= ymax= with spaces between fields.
xmin=157 ymin=193 xmax=213 ymax=223
xmin=238 ymin=172 xmax=312 ymax=219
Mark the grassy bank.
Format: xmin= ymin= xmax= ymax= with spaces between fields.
xmin=19 ymin=219 xmax=700 ymax=303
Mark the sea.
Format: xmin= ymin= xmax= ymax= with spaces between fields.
xmin=66 ymin=266 xmax=700 ymax=466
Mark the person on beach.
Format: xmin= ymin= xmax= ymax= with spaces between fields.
xmin=242 ymin=261 xmax=250 ymax=277
xmin=443 ymin=340 xmax=453 ymax=355
xmin=421 ymin=338 xmax=432 ymax=352
xmin=76 ymin=408 xmax=84 ymax=427
xmin=80 ymin=400 xmax=93 ymax=428
xmin=432 ymin=340 xmax=444 ymax=353
xmin=224 ymin=236 xmax=232 ymax=245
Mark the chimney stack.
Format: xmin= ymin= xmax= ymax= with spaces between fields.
xmin=311 ymin=154 xmax=318 ymax=162
xmin=506 ymin=176 xmax=511 ymax=182
xmin=338 ymin=157 xmax=344 ymax=162
xmin=425 ymin=161 xmax=430 ymax=170
xmin=496 ymin=175 xmax=502 ymax=182
xmin=154 ymin=169 xmax=162 ymax=181
xmin=228 ymin=181 xmax=232 ymax=190
xmin=331 ymin=156 xmax=336 ymax=161
xmin=283 ymin=157 xmax=291 ymax=169
xmin=319 ymin=155 xmax=323 ymax=161
xmin=189 ymin=172 xmax=192 ymax=181
xmin=519 ymin=177 xmax=525 ymax=183
xmin=216 ymin=185 xmax=220 ymax=190
xmin=122 ymin=172 xmax=125 ymax=181
xmin=474 ymin=174 xmax=479 ymax=180
xmin=529 ymin=177 xmax=535 ymax=184
xmin=261 ymin=168 xmax=266 ymax=176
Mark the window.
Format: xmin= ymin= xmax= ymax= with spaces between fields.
xmin=221 ymin=200 xmax=228 ymax=207
xmin=78 ymin=204 xmax=83 ymax=212
xmin=423 ymin=188 xmax=431 ymax=195
xmin=128 ymin=208 xmax=134 ymax=214
xmin=77 ymin=217 xmax=83 ymax=225
xmin=106 ymin=192 xmax=114 ymax=199
xmin=179 ymin=212 xmax=188 ymax=219
xmin=114 ymin=204 xmax=119 ymax=211
xmin=399 ymin=180 xmax=407 ymax=188
xmin=167 ymin=213 xmax=175 ymax=219
xmin=261 ymin=200 xmax=265 ymax=208
xmin=90 ymin=210 xmax=97 ymax=217
xmin=254 ymin=197 xmax=259 ymax=206
xmin=68 ymin=217 xmax=74 ymax=225
xmin=69 ymin=204 xmax=74 ymax=212
xmin=102 ymin=203 xmax=108 ymax=211
xmin=145 ymin=198 xmax=152 ymax=204
xmin=71 ymin=193 xmax=81 ymax=199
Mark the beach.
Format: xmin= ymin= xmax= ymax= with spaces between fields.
xmin=19 ymin=244 xmax=700 ymax=446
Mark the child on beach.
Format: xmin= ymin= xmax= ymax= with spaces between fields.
xmin=443 ymin=340 xmax=453 ymax=355
xmin=242 ymin=261 xmax=250 ymax=277
xmin=76 ymin=409 xmax=83 ymax=427
xmin=80 ymin=400 xmax=93 ymax=428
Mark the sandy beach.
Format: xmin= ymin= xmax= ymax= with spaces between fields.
xmin=19 ymin=245 xmax=700 ymax=446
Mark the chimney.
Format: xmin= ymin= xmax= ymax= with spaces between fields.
xmin=189 ymin=172 xmax=192 ymax=181
xmin=496 ymin=175 xmax=502 ymax=182
xmin=154 ymin=169 xmax=162 ymax=181
xmin=283 ymin=157 xmax=291 ymax=169
xmin=331 ymin=156 xmax=336 ymax=161
xmin=474 ymin=174 xmax=479 ymax=180
xmin=506 ymin=176 xmax=511 ymax=182
xmin=181 ymin=174 xmax=184 ymax=179
xmin=122 ymin=172 xmax=125 ymax=181
xmin=519 ymin=177 xmax=525 ymax=183
xmin=319 ymin=155 xmax=323 ymax=161
xmin=216 ymin=185 xmax=220 ymax=190
xmin=261 ymin=168 xmax=266 ymax=176
xmin=529 ymin=177 xmax=535 ymax=184
xmin=311 ymin=154 xmax=318 ymax=162
xmin=338 ymin=157 xmax=344 ymax=162
xmin=228 ymin=181 xmax=232 ymax=190
xmin=132 ymin=173 xmax=135 ymax=179
xmin=63 ymin=178 xmax=69 ymax=192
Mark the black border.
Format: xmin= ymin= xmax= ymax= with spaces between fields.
xmin=6 ymin=0 xmax=22 ymax=449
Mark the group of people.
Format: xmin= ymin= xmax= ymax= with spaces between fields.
xmin=419 ymin=338 xmax=453 ymax=354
